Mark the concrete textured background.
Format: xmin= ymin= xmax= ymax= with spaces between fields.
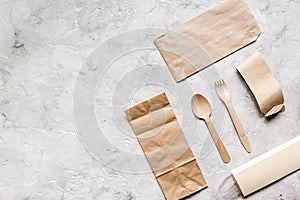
xmin=0 ymin=0 xmax=299 ymax=199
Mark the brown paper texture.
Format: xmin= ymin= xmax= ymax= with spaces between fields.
xmin=237 ymin=52 xmax=285 ymax=117
xmin=125 ymin=93 xmax=207 ymax=200
xmin=155 ymin=0 xmax=261 ymax=82
xmin=231 ymin=135 xmax=300 ymax=196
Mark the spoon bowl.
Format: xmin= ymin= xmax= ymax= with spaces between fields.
xmin=191 ymin=94 xmax=212 ymax=120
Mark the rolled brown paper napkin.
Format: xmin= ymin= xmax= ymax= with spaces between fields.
xmin=155 ymin=0 xmax=261 ymax=82
xmin=231 ymin=135 xmax=300 ymax=196
xmin=237 ymin=52 xmax=285 ymax=117
xmin=125 ymin=93 xmax=207 ymax=200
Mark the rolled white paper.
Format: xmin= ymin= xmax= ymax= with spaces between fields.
xmin=231 ymin=135 xmax=300 ymax=196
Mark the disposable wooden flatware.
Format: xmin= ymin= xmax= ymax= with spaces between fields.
xmin=192 ymin=94 xmax=231 ymax=163
xmin=215 ymin=79 xmax=251 ymax=153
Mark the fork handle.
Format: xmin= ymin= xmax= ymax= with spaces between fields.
xmin=226 ymin=101 xmax=251 ymax=153
xmin=205 ymin=118 xmax=231 ymax=163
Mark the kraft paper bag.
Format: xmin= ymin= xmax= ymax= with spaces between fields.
xmin=155 ymin=0 xmax=261 ymax=82
xmin=232 ymin=135 xmax=300 ymax=196
xmin=237 ymin=52 xmax=285 ymax=117
xmin=125 ymin=93 xmax=207 ymax=200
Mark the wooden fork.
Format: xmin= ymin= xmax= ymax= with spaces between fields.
xmin=215 ymin=79 xmax=251 ymax=153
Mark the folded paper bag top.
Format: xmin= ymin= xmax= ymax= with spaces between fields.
xmin=125 ymin=93 xmax=207 ymax=200
xmin=155 ymin=0 xmax=261 ymax=82
xmin=237 ymin=52 xmax=285 ymax=117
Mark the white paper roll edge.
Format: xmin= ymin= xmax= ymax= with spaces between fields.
xmin=231 ymin=135 xmax=300 ymax=196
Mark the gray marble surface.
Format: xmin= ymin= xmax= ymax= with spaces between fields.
xmin=0 ymin=0 xmax=299 ymax=199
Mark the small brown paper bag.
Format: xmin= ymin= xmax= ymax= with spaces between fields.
xmin=125 ymin=93 xmax=207 ymax=200
xmin=237 ymin=52 xmax=285 ymax=117
xmin=155 ymin=0 xmax=261 ymax=82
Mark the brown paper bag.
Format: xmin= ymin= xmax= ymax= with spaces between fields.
xmin=237 ymin=52 xmax=285 ymax=117
xmin=155 ymin=0 xmax=261 ymax=82
xmin=125 ymin=93 xmax=207 ymax=200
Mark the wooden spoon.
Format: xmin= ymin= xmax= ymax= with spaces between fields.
xmin=192 ymin=94 xmax=231 ymax=163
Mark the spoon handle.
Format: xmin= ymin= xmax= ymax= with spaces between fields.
xmin=205 ymin=118 xmax=231 ymax=163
